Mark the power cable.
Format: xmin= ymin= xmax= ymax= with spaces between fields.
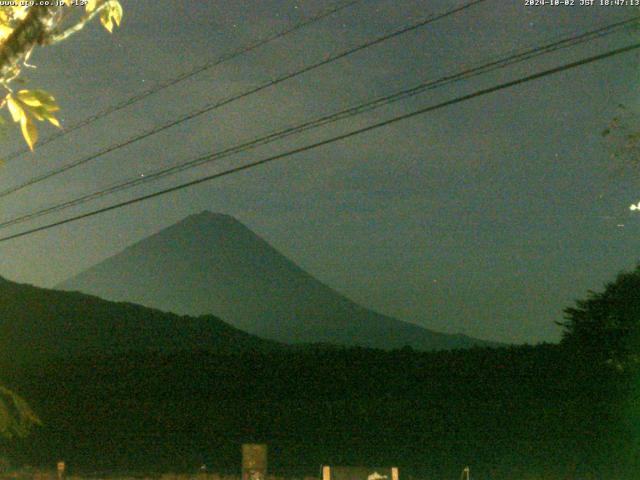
xmin=0 ymin=0 xmax=363 ymax=163
xmin=0 ymin=0 xmax=487 ymax=199
xmin=0 ymin=41 xmax=636 ymax=243
xmin=0 ymin=17 xmax=635 ymax=230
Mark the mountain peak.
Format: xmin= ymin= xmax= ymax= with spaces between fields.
xmin=163 ymin=211 xmax=256 ymax=245
xmin=58 ymin=214 xmax=498 ymax=351
xmin=183 ymin=211 xmax=238 ymax=224
xmin=140 ymin=211 xmax=249 ymax=241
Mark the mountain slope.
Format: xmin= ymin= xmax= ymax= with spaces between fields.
xmin=0 ymin=275 xmax=278 ymax=363
xmin=58 ymin=211 xmax=494 ymax=350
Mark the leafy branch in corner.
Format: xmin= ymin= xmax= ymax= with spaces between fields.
xmin=0 ymin=0 xmax=123 ymax=152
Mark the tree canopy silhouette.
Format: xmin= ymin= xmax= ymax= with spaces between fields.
xmin=559 ymin=264 xmax=640 ymax=370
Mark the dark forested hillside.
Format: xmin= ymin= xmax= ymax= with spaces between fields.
xmin=3 ymin=267 xmax=640 ymax=479
xmin=2 ymin=345 xmax=636 ymax=480
xmin=0 ymin=276 xmax=279 ymax=363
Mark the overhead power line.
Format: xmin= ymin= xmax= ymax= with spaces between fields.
xmin=1 ymin=41 xmax=637 ymax=244
xmin=0 ymin=0 xmax=488 ymax=199
xmin=1 ymin=0 xmax=363 ymax=163
xmin=0 ymin=16 xmax=635 ymax=231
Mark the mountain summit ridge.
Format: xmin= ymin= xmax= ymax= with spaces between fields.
xmin=58 ymin=212 xmax=497 ymax=350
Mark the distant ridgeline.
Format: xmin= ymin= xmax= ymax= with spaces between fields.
xmin=0 ymin=275 xmax=280 ymax=363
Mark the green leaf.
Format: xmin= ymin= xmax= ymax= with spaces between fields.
xmin=6 ymin=95 xmax=24 ymax=123
xmin=20 ymin=113 xmax=37 ymax=151
xmin=17 ymin=89 xmax=58 ymax=111
xmin=46 ymin=114 xmax=61 ymax=128
xmin=86 ymin=0 xmax=99 ymax=13
xmin=100 ymin=1 xmax=123 ymax=33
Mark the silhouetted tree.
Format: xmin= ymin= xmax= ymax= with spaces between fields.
xmin=558 ymin=264 xmax=640 ymax=370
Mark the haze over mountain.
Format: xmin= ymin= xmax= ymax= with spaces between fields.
xmin=0 ymin=275 xmax=278 ymax=363
xmin=58 ymin=211 xmax=496 ymax=350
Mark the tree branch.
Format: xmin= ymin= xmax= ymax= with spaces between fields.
xmin=46 ymin=1 xmax=110 ymax=45
xmin=0 ymin=5 xmax=63 ymax=81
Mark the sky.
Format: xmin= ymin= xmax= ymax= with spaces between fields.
xmin=0 ymin=0 xmax=638 ymax=344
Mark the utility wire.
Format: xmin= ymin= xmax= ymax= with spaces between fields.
xmin=0 ymin=16 xmax=635 ymax=230
xmin=1 ymin=0 xmax=363 ymax=163
xmin=0 ymin=41 xmax=637 ymax=244
xmin=0 ymin=0 xmax=488 ymax=199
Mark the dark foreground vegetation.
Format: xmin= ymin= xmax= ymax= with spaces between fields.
xmin=1 ymin=343 xmax=637 ymax=479
xmin=1 ymin=264 xmax=640 ymax=479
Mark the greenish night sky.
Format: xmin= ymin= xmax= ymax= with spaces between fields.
xmin=0 ymin=0 xmax=638 ymax=344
